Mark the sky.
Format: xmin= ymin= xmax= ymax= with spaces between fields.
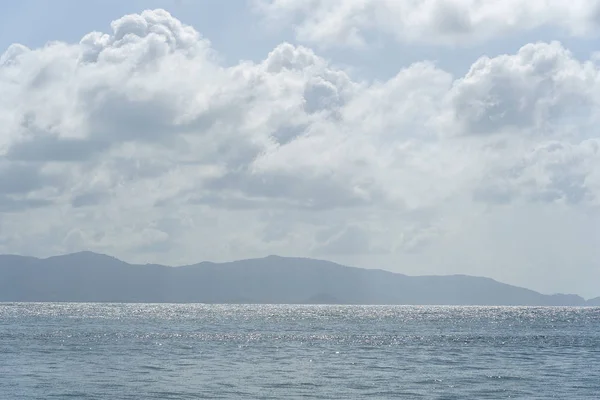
xmin=1 ymin=0 xmax=600 ymax=298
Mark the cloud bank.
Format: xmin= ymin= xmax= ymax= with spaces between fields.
xmin=1 ymin=8 xmax=599 ymax=297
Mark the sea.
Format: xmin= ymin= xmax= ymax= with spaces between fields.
xmin=0 ymin=303 xmax=598 ymax=399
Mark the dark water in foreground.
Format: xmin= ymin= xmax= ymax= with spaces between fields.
xmin=0 ymin=304 xmax=599 ymax=399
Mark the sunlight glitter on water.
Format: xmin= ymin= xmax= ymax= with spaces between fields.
xmin=1 ymin=303 xmax=599 ymax=399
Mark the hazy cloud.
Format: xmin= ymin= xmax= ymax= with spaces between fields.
xmin=254 ymin=0 xmax=600 ymax=48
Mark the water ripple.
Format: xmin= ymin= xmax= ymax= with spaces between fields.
xmin=1 ymin=303 xmax=599 ymax=399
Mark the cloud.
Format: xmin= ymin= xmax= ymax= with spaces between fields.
xmin=313 ymin=225 xmax=373 ymax=255
xmin=444 ymin=41 xmax=599 ymax=136
xmin=254 ymin=0 xmax=600 ymax=48
xmin=1 ymin=8 xmax=599 ymax=296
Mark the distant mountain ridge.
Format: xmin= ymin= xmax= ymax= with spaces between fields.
xmin=0 ymin=251 xmax=597 ymax=306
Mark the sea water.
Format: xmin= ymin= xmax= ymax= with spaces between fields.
xmin=0 ymin=303 xmax=598 ymax=399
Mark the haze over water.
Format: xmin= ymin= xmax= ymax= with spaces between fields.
xmin=1 ymin=303 xmax=598 ymax=399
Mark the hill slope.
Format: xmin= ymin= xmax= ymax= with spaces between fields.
xmin=0 ymin=252 xmax=594 ymax=305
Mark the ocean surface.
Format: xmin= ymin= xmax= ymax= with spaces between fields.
xmin=0 ymin=304 xmax=598 ymax=399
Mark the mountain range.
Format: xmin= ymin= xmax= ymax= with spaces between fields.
xmin=0 ymin=251 xmax=598 ymax=306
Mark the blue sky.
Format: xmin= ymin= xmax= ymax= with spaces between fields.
xmin=1 ymin=0 xmax=600 ymax=298
xmin=4 ymin=0 xmax=598 ymax=80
